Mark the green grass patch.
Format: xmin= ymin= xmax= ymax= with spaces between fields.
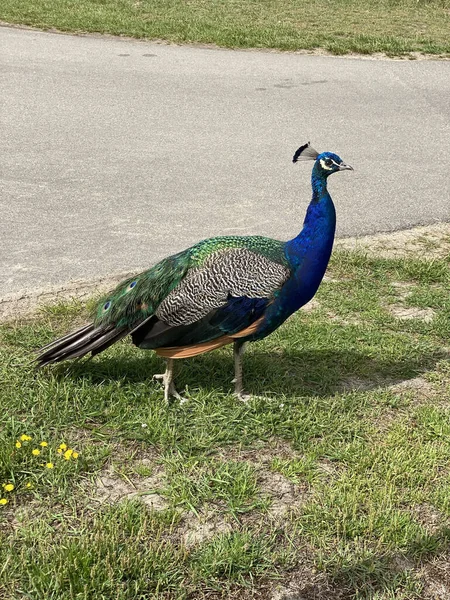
xmin=1 ymin=0 xmax=450 ymax=56
xmin=161 ymin=456 xmax=264 ymax=515
xmin=1 ymin=248 xmax=450 ymax=598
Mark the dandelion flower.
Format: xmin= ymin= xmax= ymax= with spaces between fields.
xmin=72 ymin=452 xmax=79 ymax=459
xmin=20 ymin=434 xmax=32 ymax=442
xmin=32 ymin=449 xmax=41 ymax=456
xmin=59 ymin=443 xmax=67 ymax=451
xmin=46 ymin=462 xmax=54 ymax=469
xmin=0 ymin=498 xmax=8 ymax=505
xmin=3 ymin=484 xmax=14 ymax=492
xmin=15 ymin=441 xmax=22 ymax=448
xmin=40 ymin=441 xmax=48 ymax=447
xmin=63 ymin=449 xmax=73 ymax=460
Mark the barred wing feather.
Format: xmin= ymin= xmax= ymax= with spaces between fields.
xmin=156 ymin=248 xmax=290 ymax=326
xmin=132 ymin=247 xmax=291 ymax=350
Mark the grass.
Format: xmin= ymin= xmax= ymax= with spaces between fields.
xmin=1 ymin=0 xmax=450 ymax=56
xmin=1 ymin=247 xmax=450 ymax=598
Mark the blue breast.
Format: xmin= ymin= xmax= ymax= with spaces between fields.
xmin=246 ymin=180 xmax=336 ymax=342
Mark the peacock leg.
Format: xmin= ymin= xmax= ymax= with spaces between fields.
xmin=153 ymin=359 xmax=187 ymax=404
xmin=233 ymin=341 xmax=251 ymax=402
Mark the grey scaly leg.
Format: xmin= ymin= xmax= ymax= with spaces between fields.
xmin=153 ymin=359 xmax=187 ymax=404
xmin=233 ymin=341 xmax=251 ymax=402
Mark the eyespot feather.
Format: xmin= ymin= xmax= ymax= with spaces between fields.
xmin=125 ymin=281 xmax=137 ymax=293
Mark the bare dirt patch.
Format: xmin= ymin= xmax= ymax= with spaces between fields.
xmin=259 ymin=470 xmax=309 ymax=518
xmin=316 ymin=458 xmax=339 ymax=477
xmin=411 ymin=503 xmax=449 ymax=535
xmin=328 ymin=313 xmax=361 ymax=326
xmin=339 ymin=375 xmax=389 ymax=392
xmin=339 ymin=375 xmax=437 ymax=412
xmin=181 ymin=510 xmax=233 ymax=548
xmin=420 ymin=552 xmax=450 ymax=600
xmin=389 ymin=376 xmax=435 ymax=399
xmin=336 ymin=223 xmax=450 ymax=259
xmin=388 ymin=305 xmax=435 ymax=322
xmin=391 ymin=281 xmax=416 ymax=301
xmin=271 ymin=563 xmax=349 ymax=600
xmin=95 ymin=468 xmax=168 ymax=511
xmin=301 ymin=299 xmax=320 ymax=313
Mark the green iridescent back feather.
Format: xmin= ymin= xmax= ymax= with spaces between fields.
xmin=189 ymin=235 xmax=287 ymax=266
xmin=94 ymin=235 xmax=287 ymax=329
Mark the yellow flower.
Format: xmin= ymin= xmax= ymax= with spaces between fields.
xmin=63 ymin=449 xmax=73 ymax=460
xmin=57 ymin=448 xmax=63 ymax=454
xmin=0 ymin=498 xmax=8 ymax=505
xmin=3 ymin=484 xmax=14 ymax=492
xmin=15 ymin=441 xmax=22 ymax=448
xmin=46 ymin=462 xmax=54 ymax=469
xmin=40 ymin=441 xmax=48 ymax=447
xmin=26 ymin=482 xmax=32 ymax=488
xmin=32 ymin=449 xmax=41 ymax=456
xmin=20 ymin=434 xmax=32 ymax=442
xmin=72 ymin=452 xmax=79 ymax=459
xmin=59 ymin=443 xmax=67 ymax=451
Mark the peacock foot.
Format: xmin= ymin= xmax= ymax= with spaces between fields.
xmin=233 ymin=391 xmax=252 ymax=403
xmin=232 ymin=375 xmax=252 ymax=403
xmin=152 ymin=373 xmax=188 ymax=405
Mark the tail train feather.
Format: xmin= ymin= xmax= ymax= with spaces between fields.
xmin=36 ymin=323 xmax=128 ymax=367
xmin=37 ymin=324 xmax=94 ymax=353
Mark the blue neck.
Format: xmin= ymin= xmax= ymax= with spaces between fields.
xmin=244 ymin=165 xmax=337 ymax=342
xmin=285 ymin=166 xmax=336 ymax=268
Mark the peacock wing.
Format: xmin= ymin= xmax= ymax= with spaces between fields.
xmin=132 ymin=247 xmax=291 ymax=349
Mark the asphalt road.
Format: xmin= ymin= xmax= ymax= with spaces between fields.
xmin=1 ymin=26 xmax=449 ymax=296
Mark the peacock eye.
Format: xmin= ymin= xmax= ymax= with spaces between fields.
xmin=103 ymin=301 xmax=111 ymax=312
xmin=325 ymin=158 xmax=333 ymax=167
xmin=123 ymin=281 xmax=138 ymax=295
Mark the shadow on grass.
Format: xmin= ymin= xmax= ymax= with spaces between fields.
xmin=64 ymin=345 xmax=445 ymax=399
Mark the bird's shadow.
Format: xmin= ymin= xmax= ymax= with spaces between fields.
xmin=64 ymin=344 xmax=444 ymax=399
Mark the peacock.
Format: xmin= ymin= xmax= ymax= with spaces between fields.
xmin=36 ymin=143 xmax=353 ymax=402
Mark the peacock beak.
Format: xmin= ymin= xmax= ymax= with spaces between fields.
xmin=339 ymin=162 xmax=353 ymax=171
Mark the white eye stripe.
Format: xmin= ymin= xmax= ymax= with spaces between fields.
xmin=320 ymin=158 xmax=335 ymax=170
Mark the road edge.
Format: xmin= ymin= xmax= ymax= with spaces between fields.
xmin=2 ymin=223 xmax=449 ymax=322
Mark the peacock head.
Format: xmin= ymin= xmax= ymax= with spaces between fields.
xmin=293 ymin=143 xmax=353 ymax=177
